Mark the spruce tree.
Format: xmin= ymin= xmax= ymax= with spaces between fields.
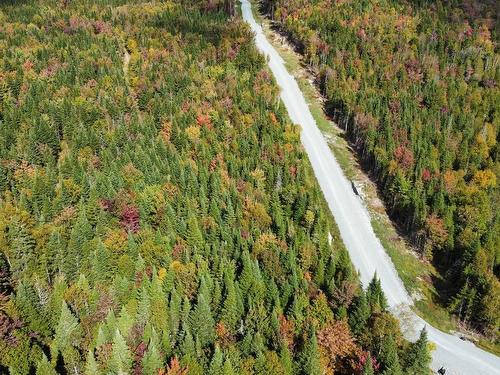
xmin=189 ymin=293 xmax=215 ymax=347
xmin=142 ymin=341 xmax=163 ymax=375
xmin=222 ymin=358 xmax=236 ymax=375
xmin=117 ymin=306 xmax=134 ymax=339
xmin=367 ymin=273 xmax=388 ymax=312
xmin=51 ymin=301 xmax=82 ymax=366
xmin=109 ymin=329 xmax=132 ymax=374
xmin=137 ymin=285 xmax=151 ymax=326
xmin=84 ymin=350 xmax=100 ymax=375
xmin=181 ymin=328 xmax=196 ymax=359
xmin=300 ymin=329 xmax=321 ymax=375
xmin=209 ymin=346 xmax=224 ymax=375
xmin=362 ymin=353 xmax=375 ymax=375
xmin=186 ymin=215 xmax=204 ymax=251
xmin=349 ymin=290 xmax=370 ymax=336
xmin=381 ymin=334 xmax=403 ymax=375
xmin=406 ymin=328 xmax=431 ymax=375
xmin=0 ymin=252 xmax=11 ymax=296
xmin=280 ymin=343 xmax=294 ymax=375
xmin=36 ymin=354 xmax=57 ymax=375
xmin=65 ymin=209 xmax=92 ymax=281
xmin=169 ymin=288 xmax=182 ymax=342
xmin=150 ymin=271 xmax=168 ymax=331
xmin=220 ymin=278 xmax=239 ymax=332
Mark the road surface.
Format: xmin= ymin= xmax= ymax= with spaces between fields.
xmin=240 ymin=0 xmax=500 ymax=373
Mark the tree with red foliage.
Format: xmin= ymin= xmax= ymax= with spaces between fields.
xmin=394 ymin=145 xmax=414 ymax=171
xmin=121 ymin=204 xmax=140 ymax=233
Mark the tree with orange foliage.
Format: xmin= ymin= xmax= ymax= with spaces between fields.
xmin=317 ymin=319 xmax=360 ymax=372
xmin=159 ymin=357 xmax=188 ymax=375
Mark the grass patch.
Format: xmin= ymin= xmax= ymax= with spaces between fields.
xmin=414 ymin=300 xmax=455 ymax=333
xmin=371 ymin=219 xmax=424 ymax=293
xmin=477 ymin=338 xmax=500 ymax=357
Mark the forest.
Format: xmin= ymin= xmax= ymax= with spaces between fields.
xmin=261 ymin=0 xmax=499 ymax=338
xmin=0 ymin=0 xmax=432 ymax=374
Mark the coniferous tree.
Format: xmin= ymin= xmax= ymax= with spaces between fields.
xmin=36 ymin=354 xmax=57 ymax=375
xmin=142 ymin=341 xmax=163 ymax=375
xmin=50 ymin=302 xmax=82 ymax=366
xmin=65 ymin=209 xmax=92 ymax=281
xmin=220 ymin=278 xmax=239 ymax=332
xmin=109 ymin=329 xmax=132 ymax=374
xmin=169 ymin=288 xmax=182 ymax=342
xmin=405 ymin=328 xmax=431 ymax=375
xmin=367 ymin=273 xmax=388 ymax=312
xmin=349 ymin=289 xmax=370 ymax=336
xmin=280 ymin=344 xmax=294 ymax=375
xmin=362 ymin=354 xmax=375 ymax=375
xmin=300 ymin=329 xmax=322 ymax=375
xmin=209 ymin=346 xmax=224 ymax=375
xmin=84 ymin=350 xmax=100 ymax=375
xmin=380 ymin=335 xmax=403 ymax=375
xmin=222 ymin=358 xmax=236 ymax=375
xmin=190 ymin=294 xmax=216 ymax=347
xmin=186 ymin=215 xmax=204 ymax=251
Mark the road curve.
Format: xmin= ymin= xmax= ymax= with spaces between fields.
xmin=240 ymin=1 xmax=500 ymax=374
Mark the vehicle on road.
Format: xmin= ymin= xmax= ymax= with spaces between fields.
xmin=351 ymin=180 xmax=359 ymax=196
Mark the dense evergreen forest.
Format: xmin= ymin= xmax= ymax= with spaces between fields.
xmin=262 ymin=0 xmax=499 ymax=336
xmin=0 ymin=0 xmax=431 ymax=373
